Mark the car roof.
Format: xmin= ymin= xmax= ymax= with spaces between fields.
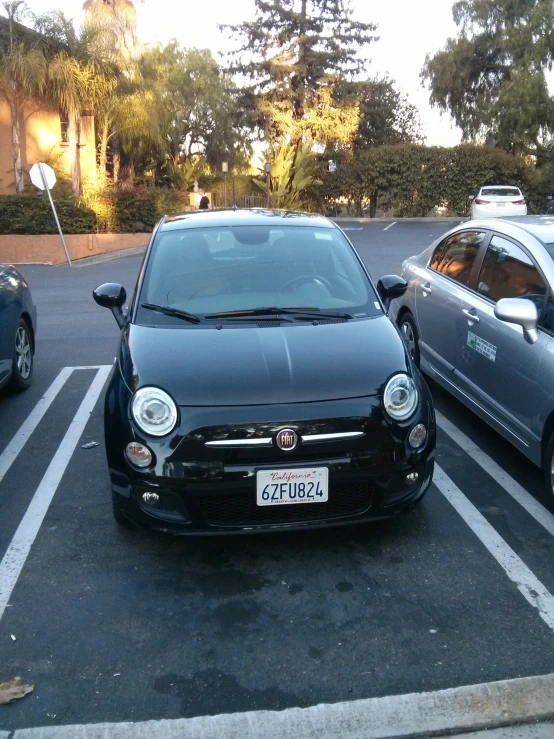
xmin=160 ymin=208 xmax=335 ymax=232
xmin=464 ymin=216 xmax=554 ymax=245
xmin=480 ymin=185 xmax=521 ymax=190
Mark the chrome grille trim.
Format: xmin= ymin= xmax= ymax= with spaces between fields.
xmin=205 ymin=438 xmax=273 ymax=448
xmin=301 ymin=432 xmax=365 ymax=443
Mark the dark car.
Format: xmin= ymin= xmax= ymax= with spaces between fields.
xmin=0 ymin=264 xmax=36 ymax=392
xmin=93 ymin=210 xmax=435 ymax=534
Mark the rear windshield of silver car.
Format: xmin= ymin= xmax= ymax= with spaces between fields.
xmin=481 ymin=188 xmax=521 ymax=197
xmin=136 ymin=225 xmax=381 ymax=324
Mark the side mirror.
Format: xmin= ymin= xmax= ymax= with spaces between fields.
xmin=494 ymin=297 xmax=539 ymax=344
xmin=468 ymin=195 xmax=475 ymax=201
xmin=93 ymin=283 xmax=127 ymax=328
xmin=548 ymin=195 xmax=553 ymax=201
xmin=377 ymin=274 xmax=408 ymax=311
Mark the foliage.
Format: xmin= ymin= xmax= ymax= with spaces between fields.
xmin=309 ymin=144 xmax=544 ymax=217
xmin=0 ymin=193 xmax=96 ymax=233
xmin=422 ymin=0 xmax=554 ymax=162
xmin=343 ymin=77 xmax=424 ymax=150
xmin=83 ymin=186 xmax=189 ymax=232
xmin=224 ymin=0 xmax=376 ymax=147
xmin=138 ymin=42 xmax=251 ymax=176
xmin=254 ymin=141 xmax=322 ymax=210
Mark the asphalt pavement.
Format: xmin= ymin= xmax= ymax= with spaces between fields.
xmin=2 ymin=219 xmax=554 ymax=738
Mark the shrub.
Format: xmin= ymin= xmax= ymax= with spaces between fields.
xmin=0 ymin=194 xmax=96 ymax=234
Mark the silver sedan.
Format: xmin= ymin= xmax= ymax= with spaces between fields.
xmin=390 ymin=216 xmax=554 ymax=500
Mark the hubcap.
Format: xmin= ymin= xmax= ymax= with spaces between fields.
xmin=401 ymin=321 xmax=416 ymax=358
xmin=15 ymin=326 xmax=31 ymax=380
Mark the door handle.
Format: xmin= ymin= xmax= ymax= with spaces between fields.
xmin=421 ymin=283 xmax=432 ymax=295
xmin=462 ymin=308 xmax=479 ymax=323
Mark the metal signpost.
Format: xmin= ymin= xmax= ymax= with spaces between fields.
xmin=29 ymin=163 xmax=72 ymax=267
xmin=222 ymin=161 xmax=228 ymax=208
xmin=265 ymin=161 xmax=271 ymax=209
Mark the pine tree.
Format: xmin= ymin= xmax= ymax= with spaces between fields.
xmin=224 ymin=0 xmax=377 ymax=147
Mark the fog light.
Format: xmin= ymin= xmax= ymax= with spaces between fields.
xmin=126 ymin=442 xmax=152 ymax=467
xmin=141 ymin=491 xmax=160 ymax=505
xmin=408 ymin=423 xmax=427 ymax=449
xmin=405 ymin=472 xmax=419 ymax=484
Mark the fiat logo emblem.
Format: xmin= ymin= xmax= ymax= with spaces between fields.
xmin=275 ymin=428 xmax=298 ymax=452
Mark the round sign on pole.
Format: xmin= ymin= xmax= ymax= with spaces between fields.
xmin=30 ymin=162 xmax=56 ymax=191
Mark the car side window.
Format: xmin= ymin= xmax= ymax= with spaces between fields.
xmin=430 ymin=231 xmax=486 ymax=286
xmin=476 ymin=237 xmax=547 ymax=315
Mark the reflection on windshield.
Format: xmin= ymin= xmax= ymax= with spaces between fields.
xmin=138 ymin=225 xmax=378 ymax=323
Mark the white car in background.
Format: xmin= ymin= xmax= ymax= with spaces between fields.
xmin=470 ymin=185 xmax=527 ymax=219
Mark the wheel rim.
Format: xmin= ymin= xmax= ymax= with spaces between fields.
xmin=551 ymin=455 xmax=554 ymax=496
xmin=15 ymin=326 xmax=31 ymax=380
xmin=401 ymin=321 xmax=416 ymax=358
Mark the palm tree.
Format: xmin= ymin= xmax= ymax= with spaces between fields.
xmin=82 ymin=0 xmax=140 ymax=59
xmin=36 ymin=11 xmax=116 ymax=195
xmin=0 ymin=1 xmax=47 ymax=194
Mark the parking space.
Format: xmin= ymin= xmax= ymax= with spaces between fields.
xmin=2 ymin=221 xmax=554 ymax=736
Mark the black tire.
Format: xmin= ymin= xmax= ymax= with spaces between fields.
xmin=398 ymin=312 xmax=420 ymax=367
xmin=112 ymin=490 xmax=133 ymax=526
xmin=543 ymin=433 xmax=554 ymax=503
xmin=9 ymin=318 xmax=33 ymax=392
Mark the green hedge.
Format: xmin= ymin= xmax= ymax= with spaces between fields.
xmin=0 ymin=194 xmax=96 ymax=234
xmin=0 ymin=188 xmax=191 ymax=235
xmin=309 ymin=144 xmax=552 ymax=217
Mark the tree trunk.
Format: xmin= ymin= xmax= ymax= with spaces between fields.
xmin=98 ymin=113 xmax=109 ymax=190
xmin=112 ymin=132 xmax=121 ymax=184
xmin=10 ymin=94 xmax=23 ymax=195
xmin=68 ymin=115 xmax=81 ymax=196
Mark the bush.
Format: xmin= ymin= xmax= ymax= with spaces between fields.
xmin=0 ymin=194 xmax=96 ymax=234
xmin=309 ymin=144 xmax=549 ymax=217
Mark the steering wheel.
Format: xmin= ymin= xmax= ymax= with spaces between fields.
xmin=282 ymin=274 xmax=334 ymax=293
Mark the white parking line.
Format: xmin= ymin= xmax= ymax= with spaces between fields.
xmin=436 ymin=410 xmax=554 ymax=538
xmin=383 ymin=221 xmax=397 ymax=231
xmin=0 ymin=365 xmax=111 ymax=622
xmin=10 ymin=672 xmax=554 ymax=738
xmin=434 ymin=464 xmax=554 ymax=632
xmin=0 ymin=367 xmax=73 ymax=486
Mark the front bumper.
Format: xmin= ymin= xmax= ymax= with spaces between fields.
xmin=105 ymin=373 xmax=436 ymax=534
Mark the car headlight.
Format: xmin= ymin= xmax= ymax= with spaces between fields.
xmin=383 ymin=373 xmax=418 ymax=421
xmin=131 ymin=387 xmax=178 ymax=436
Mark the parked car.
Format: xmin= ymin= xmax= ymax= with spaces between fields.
xmin=0 ymin=264 xmax=36 ymax=392
xmin=93 ymin=209 xmax=435 ymax=534
xmin=390 ymin=216 xmax=554 ymax=499
xmin=470 ymin=185 xmax=527 ymax=219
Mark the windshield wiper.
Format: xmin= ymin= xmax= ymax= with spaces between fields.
xmin=141 ymin=303 xmax=201 ymax=324
xmin=204 ymin=306 xmax=351 ymax=320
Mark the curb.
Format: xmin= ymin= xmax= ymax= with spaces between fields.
xmin=68 ymin=245 xmax=148 ymax=268
xmin=9 ymin=673 xmax=554 ymax=739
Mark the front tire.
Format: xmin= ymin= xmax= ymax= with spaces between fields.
xmin=9 ymin=319 xmax=33 ymax=391
xmin=398 ymin=312 xmax=420 ymax=367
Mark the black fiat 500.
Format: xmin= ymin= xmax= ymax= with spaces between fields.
xmin=93 ymin=210 xmax=435 ymax=534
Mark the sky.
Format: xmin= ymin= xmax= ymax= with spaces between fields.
xmin=27 ymin=0 xmax=462 ymax=146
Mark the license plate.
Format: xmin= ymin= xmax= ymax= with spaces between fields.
xmin=496 ymin=202 xmax=505 ymax=207
xmin=256 ymin=468 xmax=328 ymax=506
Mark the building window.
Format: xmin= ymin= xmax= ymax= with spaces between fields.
xmin=60 ymin=113 xmax=69 ymax=144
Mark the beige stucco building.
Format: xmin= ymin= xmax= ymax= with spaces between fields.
xmin=0 ymin=100 xmax=96 ymax=195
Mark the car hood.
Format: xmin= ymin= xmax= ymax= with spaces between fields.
xmin=120 ymin=316 xmax=410 ymax=406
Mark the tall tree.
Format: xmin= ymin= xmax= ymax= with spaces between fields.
xmin=36 ymin=11 xmax=116 ymax=194
xmin=82 ymin=0 xmax=140 ymax=59
xmin=348 ymin=77 xmax=424 ymax=150
xmin=422 ymin=0 xmax=554 ymax=161
xmin=224 ymin=0 xmax=377 ymax=147
xmin=0 ymin=1 xmax=47 ymax=194
xmin=139 ymin=42 xmax=251 ymax=181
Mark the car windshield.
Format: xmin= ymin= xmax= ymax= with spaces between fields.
xmin=136 ymin=224 xmax=380 ymax=324
xmin=481 ymin=187 xmax=521 ymax=197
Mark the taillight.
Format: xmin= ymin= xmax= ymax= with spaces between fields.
xmin=474 ymin=199 xmax=490 ymax=205
xmin=512 ymin=199 xmax=526 ymax=205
